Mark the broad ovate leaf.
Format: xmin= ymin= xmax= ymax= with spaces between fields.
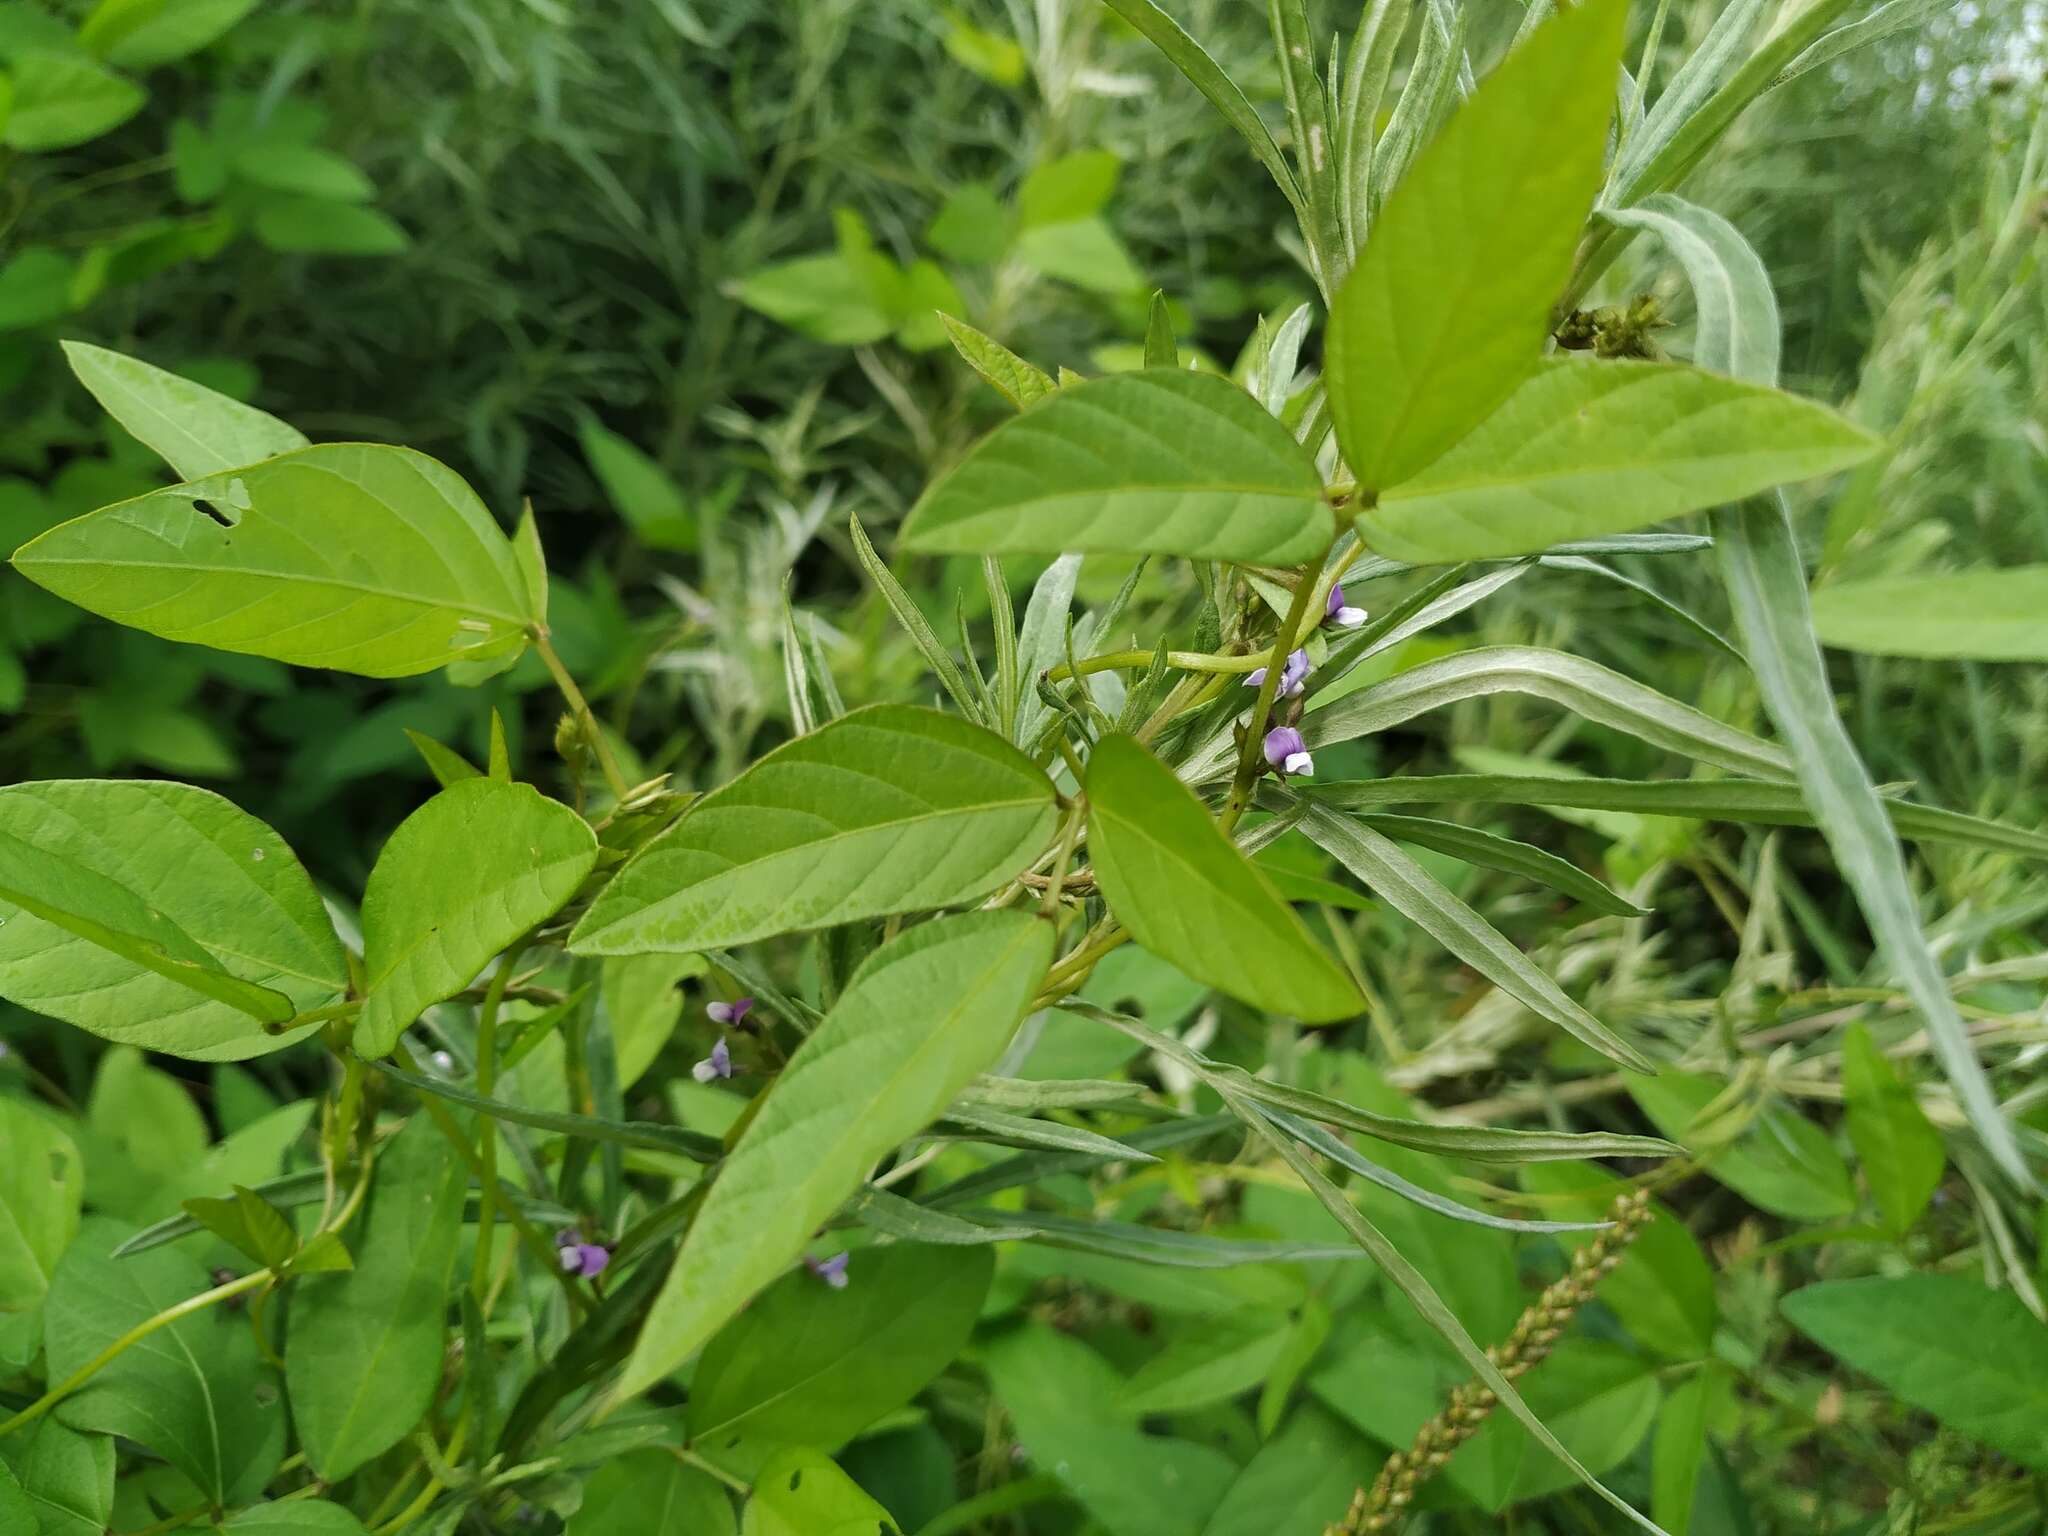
xmin=1324 ymin=0 xmax=1627 ymax=492
xmin=1084 ymin=735 xmax=1361 ymax=1023
xmin=1781 ymin=1274 xmax=2048 ymax=1471
xmin=569 ymin=1451 xmax=734 ymax=1536
xmin=1360 ymin=358 xmax=1880 ymax=563
xmin=613 ymin=910 xmax=1052 ymax=1401
xmin=356 ymin=780 xmax=597 ymax=1057
xmin=572 ymin=705 xmax=1055 ymax=956
xmin=11 ymin=444 xmax=539 ymax=678
xmin=62 ymin=341 xmax=307 ymax=481
xmin=741 ymin=1448 xmax=898 ymax=1536
xmin=0 ymin=781 xmax=346 ymax=1060
xmin=46 ymin=1218 xmax=285 ymax=1504
xmin=898 ymin=370 xmax=1331 ymax=564
xmin=1809 ymin=567 xmax=2048 ymax=661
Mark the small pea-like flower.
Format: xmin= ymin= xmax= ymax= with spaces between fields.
xmin=706 ymin=996 xmax=754 ymax=1027
xmin=1263 ymin=725 xmax=1314 ymax=777
xmin=1325 ymin=583 xmax=1367 ymax=629
xmin=1242 ymin=648 xmax=1311 ymax=698
xmin=805 ymin=1251 xmax=850 ymax=1289
xmin=556 ymin=1230 xmax=611 ymax=1279
xmin=692 ymin=1036 xmax=733 ymax=1083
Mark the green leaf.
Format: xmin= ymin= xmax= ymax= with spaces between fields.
xmin=734 ymin=254 xmax=894 ymax=346
xmin=1018 ymin=150 xmax=1121 ymax=226
xmin=846 ymin=514 xmax=984 ymax=718
xmin=12 ymin=444 xmax=539 ymax=679
xmin=1300 ymin=645 xmax=1793 ymax=780
xmin=603 ymin=953 xmax=704 ymax=1088
xmin=1199 ymin=1403 xmax=1369 ymax=1536
xmin=231 ymin=143 xmax=373 ymax=202
xmin=405 ymin=728 xmax=482 ymax=787
xmin=1324 ymin=0 xmax=1625 ymax=492
xmin=1651 ymin=1368 xmax=1717 ymax=1536
xmin=62 ymin=342 xmax=307 ymax=481
xmin=253 ymin=199 xmax=410 ymax=256
xmin=981 ymin=1323 xmax=1237 ymax=1536
xmin=1809 ymin=567 xmax=2048 ymax=661
xmin=572 ymin=705 xmax=1054 ymax=956
xmin=1294 ymin=800 xmax=1651 ymax=1069
xmin=0 ymin=1102 xmax=81 ymax=1312
xmin=939 ymin=314 xmax=1055 ymax=410
xmin=742 ymin=1448 xmax=900 ymax=1536
xmin=3 ymin=51 xmax=143 ymax=151
xmin=357 ymin=779 xmax=597 ymax=1056
xmin=1715 ymin=499 xmax=2033 ymax=1188
xmin=1520 ymin=1162 xmax=1717 ymax=1361
xmin=691 ymin=1245 xmax=993 ymax=1474
xmin=1456 ymin=1341 xmax=1661 ymax=1508
xmin=0 ymin=1463 xmax=31 ymax=1533
xmin=1115 ymin=1318 xmax=1290 ymax=1417
xmin=0 ymin=248 xmax=80 ymax=330
xmin=0 ymin=1417 xmax=116 ymax=1536
xmin=579 ymin=419 xmax=697 ymax=551
xmin=1360 ymin=812 xmax=1647 ymax=916
xmin=614 ymin=910 xmax=1051 ymax=1400
xmin=1840 ymin=1024 xmax=1944 ymax=1234
xmin=285 ymin=1116 xmax=466 ymax=1482
xmin=1084 ymin=736 xmax=1361 ymax=1022
xmin=1628 ymin=1070 xmax=1855 ymax=1221
xmin=221 ymin=1501 xmax=371 ymax=1535
xmin=1782 ymin=1274 xmax=2048 ymax=1470
xmin=45 ymin=1218 xmax=285 ymax=1504
xmin=182 ymin=1183 xmax=298 ymax=1269
xmin=1597 ymin=194 xmax=1781 ymax=383
xmin=569 ymin=1450 xmax=734 ymax=1536
xmin=0 ymin=780 xmax=345 ymax=1059
xmin=1359 ymin=358 xmax=1881 ymax=563
xmin=1308 ymin=771 xmax=2048 ymax=861
xmin=78 ymin=0 xmax=258 ymax=68
xmin=375 ymin=1061 xmax=718 ymax=1161
xmin=1015 ymin=217 xmax=1145 ymax=294
xmin=899 ymin=370 xmax=1332 ymax=563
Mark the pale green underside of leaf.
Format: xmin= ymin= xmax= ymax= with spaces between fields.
xmin=1305 ymin=772 xmax=2048 ymax=860
xmin=356 ymin=780 xmax=597 ymax=1057
xmin=0 ymin=781 xmax=345 ymax=1060
xmin=11 ymin=443 xmax=536 ymax=679
xmin=1325 ymin=0 xmax=1627 ymax=492
xmin=1303 ymin=645 xmax=1793 ymax=780
xmin=614 ymin=910 xmax=1052 ymax=1401
xmin=742 ymin=1447 xmax=896 ymax=1535
xmin=1360 ymin=358 xmax=1880 ymax=562
xmin=571 ymin=705 xmax=1056 ymax=955
xmin=899 ymin=370 xmax=1332 ymax=563
xmin=0 ymin=1104 xmax=82 ymax=1312
xmin=1085 ymin=736 xmax=1361 ymax=1023
xmin=62 ymin=341 xmax=308 ymax=482
xmin=1809 ymin=566 xmax=2048 ymax=661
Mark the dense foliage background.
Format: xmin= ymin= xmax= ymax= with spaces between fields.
xmin=0 ymin=0 xmax=2044 ymax=1532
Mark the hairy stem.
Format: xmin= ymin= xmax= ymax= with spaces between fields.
xmin=533 ymin=628 xmax=630 ymax=801
xmin=1219 ymin=547 xmax=1330 ymax=835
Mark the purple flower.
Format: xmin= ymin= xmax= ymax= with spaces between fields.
xmin=556 ymin=1230 xmax=611 ymax=1279
xmin=1242 ymin=648 xmax=1311 ymax=698
xmin=692 ymin=1036 xmax=733 ymax=1082
xmin=1325 ymin=583 xmax=1367 ymax=629
xmin=805 ymin=1251 xmax=850 ymax=1289
xmin=1263 ymin=726 xmax=1314 ymax=777
xmin=706 ymin=996 xmax=754 ymax=1027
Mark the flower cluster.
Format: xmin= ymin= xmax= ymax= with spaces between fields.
xmin=1240 ymin=581 xmax=1366 ymax=782
xmin=555 ymin=1229 xmax=610 ymax=1279
xmin=693 ymin=996 xmax=755 ymax=1082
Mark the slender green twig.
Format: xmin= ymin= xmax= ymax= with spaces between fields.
xmin=1219 ymin=544 xmax=1332 ymax=835
xmin=532 ymin=628 xmax=629 ymax=801
xmin=470 ymin=942 xmax=526 ymax=1310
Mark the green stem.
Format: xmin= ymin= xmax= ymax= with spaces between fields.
xmin=0 ymin=1270 xmax=269 ymax=1442
xmin=533 ymin=628 xmax=630 ymax=801
xmin=1039 ymin=803 xmax=1087 ymax=919
xmin=1045 ymin=648 xmax=1267 ymax=683
xmin=470 ymin=943 xmax=525 ymax=1310
xmin=1219 ymin=547 xmax=1330 ymax=836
